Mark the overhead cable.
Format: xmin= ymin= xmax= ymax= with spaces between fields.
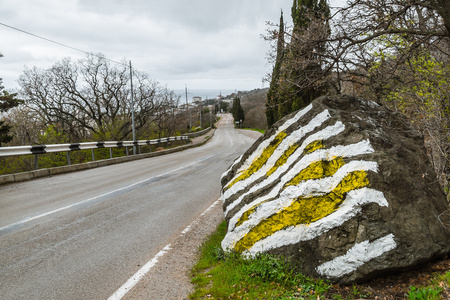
xmin=0 ymin=22 xmax=124 ymax=65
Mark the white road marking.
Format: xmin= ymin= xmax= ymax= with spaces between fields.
xmin=181 ymin=200 xmax=220 ymax=235
xmin=107 ymin=244 xmax=173 ymax=300
xmin=109 ymin=199 xmax=221 ymax=299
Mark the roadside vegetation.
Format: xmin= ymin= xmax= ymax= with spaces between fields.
xmin=0 ymin=54 xmax=224 ymax=175
xmin=245 ymin=128 xmax=265 ymax=135
xmin=190 ymin=221 xmax=450 ymax=299
xmin=264 ymin=0 xmax=449 ymax=198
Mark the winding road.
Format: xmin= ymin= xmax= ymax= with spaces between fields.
xmin=0 ymin=114 xmax=259 ymax=300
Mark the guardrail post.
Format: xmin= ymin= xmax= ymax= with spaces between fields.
xmin=66 ymin=152 xmax=71 ymax=165
xmin=34 ymin=154 xmax=39 ymax=170
xmin=91 ymin=149 xmax=95 ymax=161
xmin=133 ymin=142 xmax=137 ymax=155
xmin=109 ymin=148 xmax=113 ymax=159
xmin=126 ymin=147 xmax=129 ymax=156
xmin=138 ymin=145 xmax=141 ymax=154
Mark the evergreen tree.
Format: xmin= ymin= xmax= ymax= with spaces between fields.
xmin=232 ymin=97 xmax=245 ymax=126
xmin=266 ymin=0 xmax=330 ymax=127
xmin=285 ymin=0 xmax=330 ymax=112
xmin=266 ymin=11 xmax=285 ymax=127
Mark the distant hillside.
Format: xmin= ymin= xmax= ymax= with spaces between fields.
xmin=230 ymin=88 xmax=268 ymax=130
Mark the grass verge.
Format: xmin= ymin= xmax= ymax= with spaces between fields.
xmin=243 ymin=128 xmax=265 ymax=134
xmin=189 ymin=221 xmax=331 ymax=299
xmin=189 ymin=221 xmax=450 ymax=299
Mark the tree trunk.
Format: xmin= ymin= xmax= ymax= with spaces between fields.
xmin=434 ymin=0 xmax=450 ymax=36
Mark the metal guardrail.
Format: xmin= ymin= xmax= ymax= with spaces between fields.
xmin=185 ymin=127 xmax=212 ymax=138
xmin=0 ymin=136 xmax=190 ymax=170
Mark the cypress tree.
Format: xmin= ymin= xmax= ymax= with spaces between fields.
xmin=266 ymin=0 xmax=330 ymax=127
xmin=0 ymin=88 xmax=21 ymax=146
xmin=232 ymin=97 xmax=245 ymax=126
xmin=287 ymin=0 xmax=330 ymax=112
xmin=266 ymin=11 xmax=285 ymax=127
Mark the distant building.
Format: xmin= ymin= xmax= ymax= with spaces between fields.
xmin=193 ymin=96 xmax=202 ymax=103
xmin=222 ymin=99 xmax=233 ymax=105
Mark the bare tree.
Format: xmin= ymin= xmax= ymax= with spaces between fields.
xmin=4 ymin=105 xmax=44 ymax=145
xmin=152 ymin=87 xmax=181 ymax=138
xmin=328 ymin=0 xmax=447 ymax=96
xmin=19 ymin=54 xmax=162 ymax=142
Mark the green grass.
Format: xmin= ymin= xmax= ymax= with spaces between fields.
xmin=406 ymin=271 xmax=450 ymax=300
xmin=189 ymin=221 xmax=331 ymax=299
xmin=408 ymin=286 xmax=443 ymax=300
xmin=243 ymin=128 xmax=265 ymax=134
xmin=189 ymin=220 xmax=450 ymax=299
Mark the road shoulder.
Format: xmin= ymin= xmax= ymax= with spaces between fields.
xmin=122 ymin=200 xmax=224 ymax=300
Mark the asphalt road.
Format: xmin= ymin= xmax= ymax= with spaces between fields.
xmin=0 ymin=114 xmax=259 ymax=300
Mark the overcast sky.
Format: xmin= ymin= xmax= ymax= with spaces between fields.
xmin=0 ymin=0 xmax=342 ymax=93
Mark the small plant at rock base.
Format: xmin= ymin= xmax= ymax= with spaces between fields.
xmin=408 ymin=285 xmax=443 ymax=300
xmin=246 ymin=253 xmax=292 ymax=283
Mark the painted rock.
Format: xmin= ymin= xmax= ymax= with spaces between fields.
xmin=220 ymin=95 xmax=450 ymax=284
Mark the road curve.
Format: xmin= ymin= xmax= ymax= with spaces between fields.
xmin=0 ymin=114 xmax=259 ymax=300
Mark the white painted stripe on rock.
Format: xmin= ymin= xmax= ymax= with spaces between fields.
xmin=316 ymin=234 xmax=397 ymax=278
xmin=223 ymin=121 xmax=347 ymax=217
xmin=224 ymin=138 xmax=373 ymax=221
xmin=280 ymin=160 xmax=379 ymax=198
xmin=244 ymin=188 xmax=389 ymax=255
xmin=221 ymin=154 xmax=243 ymax=182
xmin=225 ymin=104 xmax=313 ymax=189
xmin=222 ymin=109 xmax=331 ymax=200
xmin=222 ymin=160 xmax=380 ymax=252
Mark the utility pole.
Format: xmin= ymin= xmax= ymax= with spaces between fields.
xmin=185 ymin=85 xmax=191 ymax=131
xmin=130 ymin=61 xmax=136 ymax=155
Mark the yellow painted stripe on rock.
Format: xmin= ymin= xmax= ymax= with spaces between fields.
xmin=237 ymin=157 xmax=345 ymax=229
xmin=303 ymin=140 xmax=325 ymax=154
xmin=226 ymin=131 xmax=288 ymax=190
xmin=285 ymin=157 xmax=345 ymax=188
xmin=233 ymin=170 xmax=369 ymax=253
xmin=235 ymin=200 xmax=267 ymax=228
xmin=267 ymin=143 xmax=300 ymax=176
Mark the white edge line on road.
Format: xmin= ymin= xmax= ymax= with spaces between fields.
xmin=108 ymin=199 xmax=221 ymax=300
xmin=181 ymin=200 xmax=220 ymax=235
xmin=107 ymin=244 xmax=173 ymax=300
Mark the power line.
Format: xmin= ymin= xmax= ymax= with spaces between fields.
xmin=0 ymin=22 xmax=124 ymax=66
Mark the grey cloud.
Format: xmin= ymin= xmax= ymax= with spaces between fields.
xmin=1 ymin=0 xmax=294 ymax=90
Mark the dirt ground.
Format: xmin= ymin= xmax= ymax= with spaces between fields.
xmin=323 ymin=255 xmax=450 ymax=299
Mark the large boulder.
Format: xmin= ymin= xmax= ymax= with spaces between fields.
xmin=220 ymin=95 xmax=450 ymax=284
